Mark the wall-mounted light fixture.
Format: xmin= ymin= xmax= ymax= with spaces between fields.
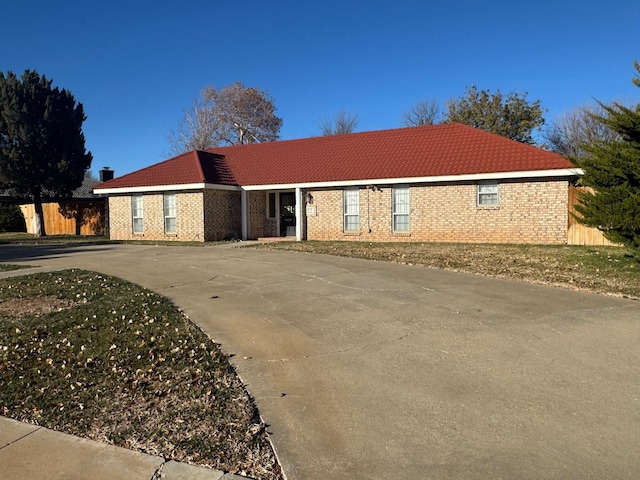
xmin=366 ymin=185 xmax=381 ymax=192
xmin=305 ymin=192 xmax=314 ymax=204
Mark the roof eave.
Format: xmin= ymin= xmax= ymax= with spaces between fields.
xmin=240 ymin=168 xmax=583 ymax=191
xmin=93 ymin=182 xmax=241 ymax=195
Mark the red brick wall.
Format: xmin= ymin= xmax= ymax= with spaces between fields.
xmin=306 ymin=179 xmax=569 ymax=244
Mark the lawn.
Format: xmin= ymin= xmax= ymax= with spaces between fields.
xmin=252 ymin=241 xmax=640 ymax=299
xmin=0 ymin=269 xmax=282 ymax=480
xmin=0 ymin=263 xmax=28 ymax=272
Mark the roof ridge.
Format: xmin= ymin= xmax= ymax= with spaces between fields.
xmin=203 ymin=123 xmax=462 ymax=153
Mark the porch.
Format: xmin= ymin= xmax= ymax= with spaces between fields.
xmin=242 ymin=188 xmax=307 ymax=241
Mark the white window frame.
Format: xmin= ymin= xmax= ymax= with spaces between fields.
xmin=478 ymin=182 xmax=499 ymax=206
xmin=392 ymin=186 xmax=410 ymax=233
xmin=132 ymin=195 xmax=144 ymax=234
xmin=164 ymin=193 xmax=177 ymax=234
xmin=343 ymin=188 xmax=360 ymax=232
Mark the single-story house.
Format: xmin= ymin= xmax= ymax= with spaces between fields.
xmin=94 ymin=123 xmax=605 ymax=245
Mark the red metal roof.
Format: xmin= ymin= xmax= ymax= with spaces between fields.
xmin=95 ymin=124 xmax=574 ymax=190
xmin=94 ymin=150 xmax=237 ymax=189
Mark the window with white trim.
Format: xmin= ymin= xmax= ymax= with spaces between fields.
xmin=392 ymin=186 xmax=410 ymax=232
xmin=164 ymin=193 xmax=176 ymax=233
xmin=343 ymin=188 xmax=360 ymax=232
xmin=132 ymin=195 xmax=144 ymax=233
xmin=478 ymin=182 xmax=499 ymax=206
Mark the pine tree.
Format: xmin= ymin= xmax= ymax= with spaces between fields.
xmin=0 ymin=70 xmax=92 ymax=236
xmin=574 ymin=61 xmax=640 ymax=257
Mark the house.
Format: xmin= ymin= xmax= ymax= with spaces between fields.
xmin=94 ymin=123 xmax=601 ymax=245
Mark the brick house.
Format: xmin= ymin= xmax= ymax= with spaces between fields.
xmin=94 ymin=123 xmax=585 ymax=244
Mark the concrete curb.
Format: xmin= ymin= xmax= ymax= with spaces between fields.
xmin=0 ymin=416 xmax=253 ymax=480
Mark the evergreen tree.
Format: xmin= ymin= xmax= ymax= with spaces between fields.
xmin=574 ymin=61 xmax=640 ymax=257
xmin=444 ymin=86 xmax=545 ymax=145
xmin=0 ymin=70 xmax=92 ymax=236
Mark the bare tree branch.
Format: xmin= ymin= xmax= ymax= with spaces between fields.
xmin=402 ymin=100 xmax=441 ymax=126
xmin=543 ymin=103 xmax=620 ymax=158
xmin=319 ymin=111 xmax=358 ymax=136
xmin=167 ymin=82 xmax=282 ymax=155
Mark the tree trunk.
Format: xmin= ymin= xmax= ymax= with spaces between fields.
xmin=75 ymin=203 xmax=83 ymax=236
xmin=32 ymin=192 xmax=47 ymax=237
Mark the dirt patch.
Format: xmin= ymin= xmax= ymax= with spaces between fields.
xmin=0 ymin=296 xmax=77 ymax=317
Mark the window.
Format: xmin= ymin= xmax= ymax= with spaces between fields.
xmin=343 ymin=188 xmax=360 ymax=232
xmin=392 ymin=186 xmax=410 ymax=232
xmin=267 ymin=192 xmax=277 ymax=219
xmin=132 ymin=195 xmax=144 ymax=233
xmin=478 ymin=182 xmax=499 ymax=206
xmin=164 ymin=193 xmax=176 ymax=233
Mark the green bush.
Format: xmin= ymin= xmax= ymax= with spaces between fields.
xmin=0 ymin=204 xmax=27 ymax=232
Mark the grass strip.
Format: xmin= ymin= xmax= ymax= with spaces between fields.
xmin=252 ymin=242 xmax=640 ymax=299
xmin=0 ymin=263 xmax=29 ymax=272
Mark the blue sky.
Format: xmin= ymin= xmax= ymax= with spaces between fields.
xmin=2 ymin=0 xmax=639 ymax=177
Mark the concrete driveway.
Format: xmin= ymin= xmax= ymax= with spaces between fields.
xmin=1 ymin=243 xmax=639 ymax=479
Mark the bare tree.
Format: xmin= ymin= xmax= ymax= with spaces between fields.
xmin=167 ymin=97 xmax=217 ymax=155
xmin=319 ymin=111 xmax=358 ymax=136
xmin=543 ymin=103 xmax=620 ymax=158
xmin=402 ymin=100 xmax=441 ymax=126
xmin=167 ymin=81 xmax=282 ymax=155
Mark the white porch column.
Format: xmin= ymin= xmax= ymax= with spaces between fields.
xmin=241 ymin=189 xmax=248 ymax=240
xmin=295 ymin=187 xmax=303 ymax=241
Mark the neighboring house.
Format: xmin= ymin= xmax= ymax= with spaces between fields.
xmin=94 ymin=123 xmax=602 ymax=245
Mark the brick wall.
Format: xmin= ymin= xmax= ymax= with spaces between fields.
xmin=107 ymin=180 xmax=569 ymax=244
xmin=203 ymin=189 xmax=241 ymax=241
xmin=306 ymin=179 xmax=569 ymax=244
xmin=108 ymin=191 xmax=206 ymax=241
xmin=247 ymin=191 xmax=278 ymax=238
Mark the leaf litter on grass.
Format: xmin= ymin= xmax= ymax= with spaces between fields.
xmin=0 ymin=269 xmax=282 ymax=480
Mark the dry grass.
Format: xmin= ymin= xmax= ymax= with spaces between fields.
xmin=0 ymin=270 xmax=282 ymax=479
xmin=251 ymin=242 xmax=640 ymax=299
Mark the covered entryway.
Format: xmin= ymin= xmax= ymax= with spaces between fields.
xmin=241 ymin=187 xmax=304 ymax=241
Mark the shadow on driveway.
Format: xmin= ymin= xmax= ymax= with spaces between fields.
xmin=0 ymin=244 xmax=120 ymax=264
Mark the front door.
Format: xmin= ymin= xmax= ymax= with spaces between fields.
xmin=279 ymin=192 xmax=296 ymax=237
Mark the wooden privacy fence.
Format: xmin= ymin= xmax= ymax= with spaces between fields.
xmin=20 ymin=200 xmax=105 ymax=236
xmin=567 ymin=186 xmax=618 ymax=246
